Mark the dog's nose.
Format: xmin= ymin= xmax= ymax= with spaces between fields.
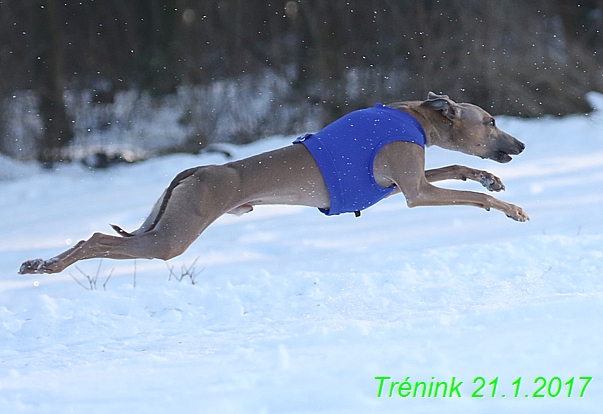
xmin=507 ymin=136 xmax=525 ymax=155
xmin=517 ymin=140 xmax=526 ymax=153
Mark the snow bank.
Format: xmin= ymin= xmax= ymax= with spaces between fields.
xmin=1 ymin=97 xmax=602 ymax=413
xmin=0 ymin=154 xmax=39 ymax=182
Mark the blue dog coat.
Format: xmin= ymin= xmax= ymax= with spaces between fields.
xmin=293 ymin=103 xmax=426 ymax=216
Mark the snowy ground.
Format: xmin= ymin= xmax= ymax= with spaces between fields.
xmin=2 ymin=94 xmax=603 ymax=413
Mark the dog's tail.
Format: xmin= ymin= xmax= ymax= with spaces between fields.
xmin=110 ymin=224 xmax=134 ymax=237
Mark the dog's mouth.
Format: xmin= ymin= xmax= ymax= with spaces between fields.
xmin=491 ymin=139 xmax=525 ymax=163
xmin=494 ymin=152 xmax=513 ymax=163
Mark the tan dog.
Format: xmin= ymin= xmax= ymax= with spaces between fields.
xmin=19 ymin=93 xmax=528 ymax=275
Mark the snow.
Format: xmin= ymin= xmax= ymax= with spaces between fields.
xmin=2 ymin=94 xmax=603 ymax=413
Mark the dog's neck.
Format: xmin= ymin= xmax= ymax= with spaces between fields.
xmin=388 ymin=101 xmax=452 ymax=148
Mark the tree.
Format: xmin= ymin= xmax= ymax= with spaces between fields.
xmin=0 ymin=0 xmax=602 ymax=162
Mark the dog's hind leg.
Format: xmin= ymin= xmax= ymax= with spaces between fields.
xmin=19 ymin=232 xmax=163 ymax=274
xmin=111 ymin=167 xmax=201 ymax=237
xmin=19 ymin=165 xmax=245 ymax=274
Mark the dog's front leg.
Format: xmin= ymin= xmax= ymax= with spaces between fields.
xmin=425 ymin=165 xmax=505 ymax=191
xmin=406 ymin=183 xmax=529 ymax=221
xmin=378 ymin=142 xmax=529 ymax=221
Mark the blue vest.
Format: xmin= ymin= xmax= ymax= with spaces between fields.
xmin=294 ymin=103 xmax=426 ymax=216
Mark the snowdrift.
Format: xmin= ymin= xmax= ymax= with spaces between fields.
xmin=1 ymin=94 xmax=603 ymax=413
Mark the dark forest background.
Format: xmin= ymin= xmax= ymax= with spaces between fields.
xmin=1 ymin=0 xmax=602 ymax=164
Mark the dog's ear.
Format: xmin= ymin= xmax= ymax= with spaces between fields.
xmin=426 ymin=92 xmax=450 ymax=101
xmin=421 ymin=92 xmax=458 ymax=120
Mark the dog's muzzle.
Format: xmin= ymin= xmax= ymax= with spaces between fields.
xmin=492 ymin=136 xmax=525 ymax=163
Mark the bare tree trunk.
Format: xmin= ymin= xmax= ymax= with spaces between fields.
xmin=299 ymin=0 xmax=347 ymax=125
xmin=35 ymin=0 xmax=74 ymax=166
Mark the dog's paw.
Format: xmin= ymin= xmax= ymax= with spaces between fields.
xmin=506 ymin=205 xmax=530 ymax=222
xmin=19 ymin=258 xmax=59 ymax=274
xmin=478 ymin=172 xmax=505 ymax=192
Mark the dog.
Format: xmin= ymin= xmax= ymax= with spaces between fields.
xmin=19 ymin=92 xmax=528 ymax=275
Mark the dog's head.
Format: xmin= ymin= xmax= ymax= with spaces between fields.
xmin=421 ymin=92 xmax=525 ymax=163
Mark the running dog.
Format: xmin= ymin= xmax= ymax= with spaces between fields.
xmin=19 ymin=92 xmax=528 ymax=274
